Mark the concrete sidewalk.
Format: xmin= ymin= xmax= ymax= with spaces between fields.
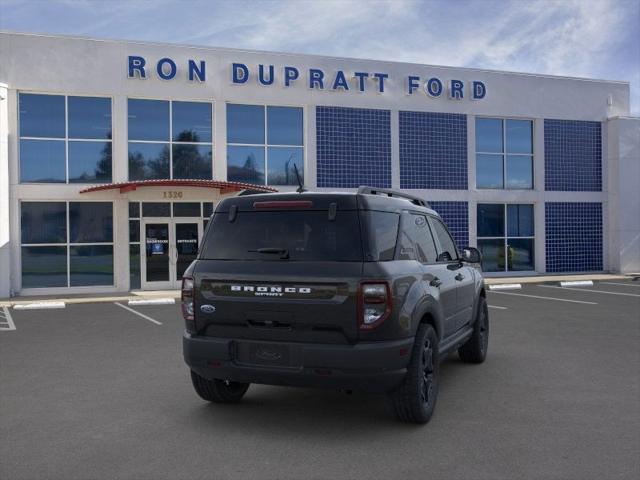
xmin=1 ymin=273 xmax=637 ymax=307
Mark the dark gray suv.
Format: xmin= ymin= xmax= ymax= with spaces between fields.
xmin=182 ymin=187 xmax=488 ymax=423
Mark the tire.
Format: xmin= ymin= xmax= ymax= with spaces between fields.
xmin=458 ymin=296 xmax=489 ymax=364
xmin=387 ymin=323 xmax=439 ymax=424
xmin=190 ymin=370 xmax=250 ymax=403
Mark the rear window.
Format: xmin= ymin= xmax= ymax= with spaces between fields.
xmin=200 ymin=211 xmax=363 ymax=261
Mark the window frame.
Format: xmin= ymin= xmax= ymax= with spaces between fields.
xmin=475 ymin=116 xmax=534 ymax=190
xmin=19 ymin=200 xmax=115 ymax=289
xmin=226 ymin=102 xmax=306 ymax=186
xmin=18 ymin=92 xmax=114 ymax=184
xmin=127 ymin=98 xmax=214 ymax=181
xmin=476 ymin=202 xmax=536 ymax=272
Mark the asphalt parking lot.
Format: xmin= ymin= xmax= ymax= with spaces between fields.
xmin=1 ymin=280 xmax=639 ymax=480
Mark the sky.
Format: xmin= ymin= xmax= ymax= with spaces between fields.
xmin=1 ymin=0 xmax=638 ymax=114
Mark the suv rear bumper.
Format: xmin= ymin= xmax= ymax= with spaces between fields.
xmin=183 ymin=333 xmax=413 ymax=393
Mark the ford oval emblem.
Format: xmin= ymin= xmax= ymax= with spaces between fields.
xmin=200 ymin=304 xmax=216 ymax=314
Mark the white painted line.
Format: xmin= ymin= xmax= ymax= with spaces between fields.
xmin=13 ymin=301 xmax=66 ymax=310
xmin=490 ymin=291 xmax=598 ymax=305
xmin=488 ymin=305 xmax=508 ymax=310
xmin=489 ymin=284 xmax=522 ymax=291
xmin=0 ymin=306 xmax=16 ymax=331
xmin=114 ymin=302 xmax=163 ymax=325
xmin=128 ymin=298 xmax=175 ymax=306
xmin=539 ymin=285 xmax=640 ymax=298
xmin=560 ymin=280 xmax=593 ymax=287
xmin=601 ymin=282 xmax=640 ymax=288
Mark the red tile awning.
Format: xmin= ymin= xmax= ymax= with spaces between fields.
xmin=79 ymin=179 xmax=278 ymax=195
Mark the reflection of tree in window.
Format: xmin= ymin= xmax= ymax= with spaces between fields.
xmin=227 ymin=152 xmax=264 ymax=184
xmin=173 ymin=130 xmax=211 ymax=179
xmin=128 ymin=145 xmax=170 ymax=180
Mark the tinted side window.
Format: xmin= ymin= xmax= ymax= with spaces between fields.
xmin=361 ymin=211 xmax=399 ymax=261
xmin=429 ymin=217 xmax=458 ymax=261
xmin=397 ymin=213 xmax=437 ymax=263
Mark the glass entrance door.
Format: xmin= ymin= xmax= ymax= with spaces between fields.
xmin=141 ymin=218 xmax=202 ymax=290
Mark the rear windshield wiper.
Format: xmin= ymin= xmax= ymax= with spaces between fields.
xmin=248 ymin=247 xmax=290 ymax=259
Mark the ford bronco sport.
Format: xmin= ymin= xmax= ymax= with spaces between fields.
xmin=182 ymin=187 xmax=488 ymax=423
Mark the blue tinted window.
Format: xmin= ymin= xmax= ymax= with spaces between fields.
xmin=507 ymin=238 xmax=534 ymax=271
xmin=19 ymin=93 xmax=65 ymax=138
xmin=476 ymin=118 xmax=502 ymax=153
xmin=20 ymin=139 xmax=66 ymax=183
xmin=172 ymin=144 xmax=212 ymax=179
xmin=227 ymin=104 xmax=264 ymax=144
xmin=477 ymin=239 xmax=504 ymax=272
xmin=227 ymin=145 xmax=265 ymax=184
xmin=267 ymin=106 xmax=303 ymax=145
xmin=69 ymin=202 xmax=113 ymax=243
xmin=68 ymin=96 xmax=112 ymax=139
xmin=477 ymin=204 xmax=505 ymax=237
xmin=128 ymin=99 xmax=169 ymax=141
xmin=506 ymin=120 xmax=532 ymax=154
xmin=70 ymin=245 xmax=114 ymax=286
xmin=173 ymin=102 xmax=212 ymax=143
xmin=21 ymin=202 xmax=67 ymax=244
xmin=21 ymin=246 xmax=68 ymax=288
xmin=267 ymin=147 xmax=303 ymax=185
xmin=128 ymin=142 xmax=170 ymax=180
xmin=506 ymin=155 xmax=533 ymax=189
xmin=476 ymin=154 xmax=503 ymax=189
xmin=507 ymin=205 xmax=534 ymax=237
xmin=130 ymin=244 xmax=141 ymax=289
xmin=68 ymin=141 xmax=112 ymax=183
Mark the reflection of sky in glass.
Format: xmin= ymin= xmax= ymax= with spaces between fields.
xmin=267 ymin=147 xmax=303 ymax=185
xmin=68 ymin=96 xmax=112 ymax=139
xmin=227 ymin=145 xmax=265 ymax=184
xmin=476 ymin=154 xmax=503 ymax=189
xmin=128 ymin=99 xmax=169 ymax=141
xmin=227 ymin=104 xmax=264 ymax=144
xmin=506 ymin=155 xmax=533 ymax=189
xmin=506 ymin=120 xmax=532 ymax=154
xmin=475 ymin=118 xmax=502 ymax=153
xmin=20 ymin=139 xmax=65 ymax=183
xmin=267 ymin=106 xmax=303 ymax=145
xmin=19 ymin=93 xmax=65 ymax=138
xmin=68 ymin=141 xmax=112 ymax=183
xmin=172 ymin=102 xmax=212 ymax=143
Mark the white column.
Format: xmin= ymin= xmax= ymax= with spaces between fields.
xmin=306 ymin=105 xmax=317 ymax=188
xmin=467 ymin=115 xmax=477 ymax=247
xmin=0 ymin=83 xmax=9 ymax=297
xmin=390 ymin=109 xmax=400 ymax=189
xmin=214 ymin=101 xmax=227 ymax=181
xmin=533 ymin=118 xmax=546 ymax=273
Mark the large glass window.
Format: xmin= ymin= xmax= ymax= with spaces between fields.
xmin=20 ymin=202 xmax=114 ymax=288
xmin=476 ymin=118 xmax=533 ymax=189
xmin=19 ymin=93 xmax=112 ymax=184
xmin=226 ymin=104 xmax=304 ymax=186
xmin=128 ymin=99 xmax=213 ymax=180
xmin=477 ymin=203 xmax=535 ymax=272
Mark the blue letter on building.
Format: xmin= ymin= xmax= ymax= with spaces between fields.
xmin=188 ymin=60 xmax=206 ymax=82
xmin=232 ymin=63 xmax=249 ymax=84
xmin=407 ymin=76 xmax=420 ymax=95
xmin=284 ymin=66 xmax=299 ymax=87
xmin=353 ymin=72 xmax=368 ymax=92
xmin=332 ymin=71 xmax=349 ymax=91
xmin=373 ymin=73 xmax=388 ymax=93
xmin=309 ymin=69 xmax=325 ymax=89
xmin=449 ymin=79 xmax=464 ymax=99
xmin=472 ymin=81 xmax=486 ymax=99
xmin=157 ymin=58 xmax=177 ymax=80
xmin=258 ymin=64 xmax=275 ymax=86
xmin=128 ymin=56 xmax=146 ymax=79
xmin=425 ymin=77 xmax=443 ymax=97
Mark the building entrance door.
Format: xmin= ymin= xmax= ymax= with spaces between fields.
xmin=141 ymin=218 xmax=202 ymax=290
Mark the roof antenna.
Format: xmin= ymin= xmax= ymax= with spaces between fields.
xmin=293 ymin=163 xmax=307 ymax=193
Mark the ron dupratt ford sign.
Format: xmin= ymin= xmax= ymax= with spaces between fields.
xmin=127 ymin=56 xmax=487 ymax=100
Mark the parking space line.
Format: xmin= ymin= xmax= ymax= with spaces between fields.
xmin=114 ymin=302 xmax=163 ymax=325
xmin=489 ymin=291 xmax=598 ymax=305
xmin=601 ymin=282 xmax=640 ymax=288
xmin=539 ymin=285 xmax=640 ymax=297
xmin=0 ymin=306 xmax=16 ymax=331
xmin=488 ymin=305 xmax=508 ymax=310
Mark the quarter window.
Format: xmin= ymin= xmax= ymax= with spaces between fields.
xmin=128 ymin=99 xmax=213 ymax=180
xmin=476 ymin=118 xmax=533 ymax=189
xmin=226 ymin=104 xmax=304 ymax=186
xmin=20 ymin=202 xmax=114 ymax=288
xmin=477 ymin=203 xmax=535 ymax=272
xmin=19 ymin=93 xmax=112 ymax=184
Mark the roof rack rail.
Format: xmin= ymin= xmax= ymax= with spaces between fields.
xmin=357 ymin=186 xmax=430 ymax=208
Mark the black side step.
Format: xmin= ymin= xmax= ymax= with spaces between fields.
xmin=438 ymin=326 xmax=473 ymax=359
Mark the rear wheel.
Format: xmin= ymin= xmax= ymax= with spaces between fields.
xmin=190 ymin=370 xmax=250 ymax=403
xmin=387 ymin=323 xmax=439 ymax=424
xmin=458 ymin=296 xmax=489 ymax=363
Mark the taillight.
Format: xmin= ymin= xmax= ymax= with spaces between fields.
xmin=181 ymin=277 xmax=194 ymax=322
xmin=358 ymin=282 xmax=392 ymax=330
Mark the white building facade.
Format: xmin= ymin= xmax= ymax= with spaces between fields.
xmin=0 ymin=32 xmax=638 ymax=297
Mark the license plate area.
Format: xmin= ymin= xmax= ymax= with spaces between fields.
xmin=235 ymin=341 xmax=297 ymax=368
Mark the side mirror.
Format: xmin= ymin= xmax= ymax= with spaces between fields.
xmin=461 ymin=247 xmax=482 ymax=264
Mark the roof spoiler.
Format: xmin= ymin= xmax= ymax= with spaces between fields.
xmin=357 ymin=186 xmax=430 ymax=208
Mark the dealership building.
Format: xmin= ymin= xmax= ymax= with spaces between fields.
xmin=0 ymin=31 xmax=638 ymax=297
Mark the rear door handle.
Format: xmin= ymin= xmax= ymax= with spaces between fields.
xmin=430 ymin=277 xmax=442 ymax=288
xmin=455 ymin=273 xmax=464 ymax=281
